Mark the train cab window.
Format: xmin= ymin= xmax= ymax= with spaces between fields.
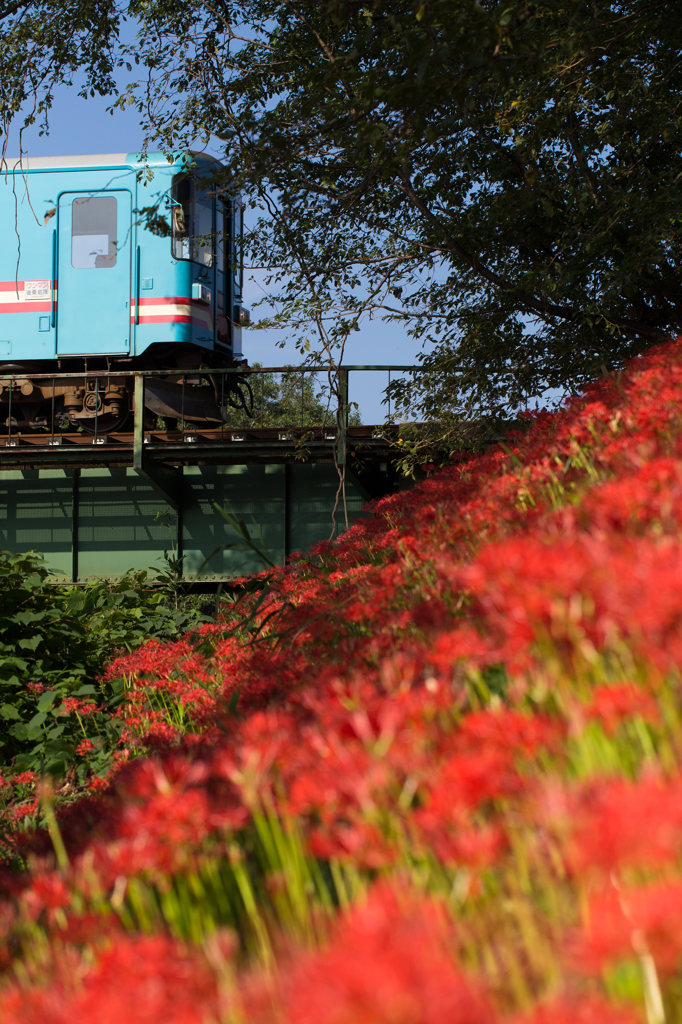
xmin=216 ymin=203 xmax=229 ymax=344
xmin=194 ymin=194 xmax=213 ymax=267
xmin=216 ymin=204 xmax=225 ymax=276
xmin=72 ymin=196 xmax=117 ymax=269
xmin=171 ymin=174 xmax=214 ymax=266
xmin=216 ymin=203 xmax=226 ymax=308
xmin=233 ymin=202 xmax=244 ymax=295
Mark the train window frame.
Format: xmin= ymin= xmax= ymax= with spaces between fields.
xmin=217 ymin=200 xmax=230 ymax=312
xmin=171 ymin=173 xmax=215 ymax=267
xmin=171 ymin=174 xmax=191 ymax=260
xmin=71 ymin=195 xmax=118 ymax=269
xmin=230 ymin=200 xmax=244 ymax=297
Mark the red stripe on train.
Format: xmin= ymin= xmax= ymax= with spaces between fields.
xmin=0 ymin=281 xmax=56 ymax=292
xmin=130 ymin=315 xmax=210 ymax=328
xmin=131 ymin=296 xmax=211 ymax=307
xmin=0 ymin=287 xmax=205 ymax=305
xmin=0 ymin=302 xmax=52 ymax=313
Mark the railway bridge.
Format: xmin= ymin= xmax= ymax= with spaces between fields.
xmin=0 ymin=365 xmax=413 ymax=583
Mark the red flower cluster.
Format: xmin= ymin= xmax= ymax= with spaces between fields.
xmin=246 ymin=882 xmax=494 ymax=1024
xmin=7 ymin=338 xmax=682 ymax=1020
xmin=58 ymin=698 xmax=99 ymax=717
xmin=584 ymin=683 xmax=659 ymax=735
xmin=0 ymin=935 xmax=220 ymax=1024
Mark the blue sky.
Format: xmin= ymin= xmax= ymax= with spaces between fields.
xmin=5 ymin=80 xmax=418 ymax=422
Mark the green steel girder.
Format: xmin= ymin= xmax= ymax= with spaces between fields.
xmin=132 ymin=375 xmax=182 ymax=509
xmin=133 ymin=462 xmax=182 ymax=511
xmin=0 ymin=461 xmax=384 ymax=583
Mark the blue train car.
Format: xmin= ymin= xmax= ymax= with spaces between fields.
xmin=0 ymin=151 xmax=250 ymax=431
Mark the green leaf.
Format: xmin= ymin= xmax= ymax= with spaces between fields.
xmin=18 ymin=635 xmax=42 ymax=651
xmin=37 ymin=690 xmax=57 ymax=713
xmin=26 ymin=711 xmax=47 ymax=740
xmin=0 ymin=703 xmax=21 ymax=721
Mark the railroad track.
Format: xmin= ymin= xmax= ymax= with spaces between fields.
xmin=2 ymin=424 xmax=390 ymax=447
xmin=0 ymin=424 xmax=400 ymax=480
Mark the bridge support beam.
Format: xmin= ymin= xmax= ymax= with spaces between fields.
xmin=133 ymin=461 xmax=182 ymax=511
xmin=133 ymin=374 xmax=182 ymax=510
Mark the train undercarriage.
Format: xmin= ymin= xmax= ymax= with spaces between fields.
xmin=0 ymin=346 xmax=254 ymax=434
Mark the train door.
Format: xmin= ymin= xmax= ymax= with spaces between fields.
xmin=56 ymin=190 xmax=132 ymax=356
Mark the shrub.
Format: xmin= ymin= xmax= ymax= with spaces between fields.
xmin=0 ymin=552 xmax=207 ymax=779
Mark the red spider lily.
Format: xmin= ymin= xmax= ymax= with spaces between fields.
xmin=58 ymin=698 xmax=99 ymax=717
xmin=583 ymin=683 xmax=660 ymax=736
xmin=55 ymin=911 xmax=122 ymax=947
xmin=457 ymin=710 xmax=563 ymax=759
xmin=0 ymin=935 xmax=221 ymax=1024
xmin=414 ymin=805 xmax=506 ymax=869
xmin=10 ymin=798 xmax=39 ymax=822
xmin=569 ymin=775 xmax=682 ymax=875
xmin=308 ymin=821 xmax=398 ymax=869
xmin=24 ymin=873 xmax=70 ymax=919
xmin=453 ymin=533 xmax=682 ymax=675
xmin=245 ymin=881 xmax=496 ymax=1024
xmin=572 ymin=880 xmax=682 ymax=978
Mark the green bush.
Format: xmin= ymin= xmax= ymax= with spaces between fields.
xmin=0 ymin=550 xmax=209 ymax=779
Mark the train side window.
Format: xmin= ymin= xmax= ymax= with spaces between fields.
xmin=171 ymin=173 xmax=214 ymax=266
xmin=72 ymin=196 xmax=117 ymax=269
xmin=194 ymin=194 xmax=214 ymax=267
xmin=171 ymin=174 xmax=192 ymax=260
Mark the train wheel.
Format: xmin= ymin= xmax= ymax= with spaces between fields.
xmin=79 ymin=409 xmax=131 ymax=434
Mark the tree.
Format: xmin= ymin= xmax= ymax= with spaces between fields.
xmin=3 ymin=1 xmax=682 ymax=434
